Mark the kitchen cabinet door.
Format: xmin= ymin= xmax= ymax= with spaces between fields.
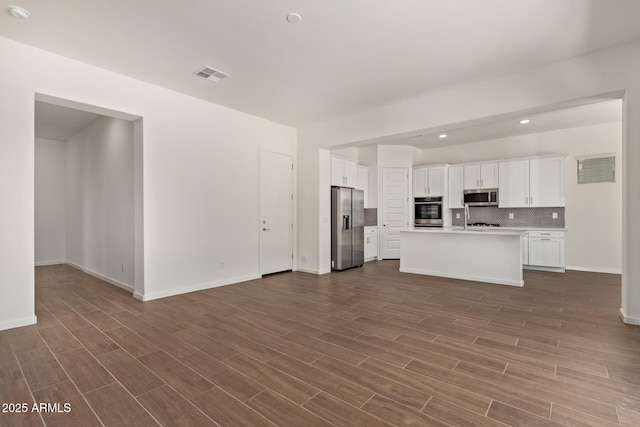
xmin=364 ymin=228 xmax=378 ymax=261
xmin=464 ymin=163 xmax=498 ymax=189
xmin=499 ymin=160 xmax=530 ymax=208
xmin=331 ymin=156 xmax=357 ymax=188
xmin=344 ymin=160 xmax=357 ymax=188
xmin=427 ymin=166 xmax=445 ymax=196
xmin=480 ymin=163 xmax=499 ymax=188
xmin=413 ymin=167 xmax=428 ymax=197
xmin=463 ymin=165 xmax=481 ymax=190
xmin=448 ymin=166 xmax=464 ymax=209
xmin=529 ymin=237 xmax=565 ymax=268
xmin=331 ymin=157 xmax=345 ymax=186
xmin=530 ymin=157 xmax=564 ymax=207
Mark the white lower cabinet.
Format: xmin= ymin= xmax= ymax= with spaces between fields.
xmin=364 ymin=227 xmax=378 ymax=262
xmin=526 ymin=231 xmax=565 ymax=271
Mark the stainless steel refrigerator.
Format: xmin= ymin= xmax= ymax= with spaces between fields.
xmin=331 ymin=187 xmax=365 ymax=270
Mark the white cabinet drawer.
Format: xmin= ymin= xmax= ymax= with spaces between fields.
xmin=529 ymin=231 xmax=564 ymax=238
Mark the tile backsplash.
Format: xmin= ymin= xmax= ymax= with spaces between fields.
xmin=451 ymin=206 xmax=565 ymax=228
xmin=364 ymin=208 xmax=378 ymax=226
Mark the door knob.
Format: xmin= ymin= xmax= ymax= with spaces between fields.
xmin=262 ymin=228 xmax=271 ymax=231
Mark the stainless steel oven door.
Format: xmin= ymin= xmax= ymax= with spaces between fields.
xmin=414 ymin=199 xmax=443 ymax=227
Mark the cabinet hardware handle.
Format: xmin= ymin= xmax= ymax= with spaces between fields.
xmin=263 ymin=228 xmax=271 ymax=231
xmin=541 ymin=238 xmax=551 ymax=241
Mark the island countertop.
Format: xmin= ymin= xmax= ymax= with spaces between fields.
xmin=404 ymin=227 xmax=528 ymax=236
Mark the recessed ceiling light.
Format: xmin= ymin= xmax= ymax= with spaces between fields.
xmin=286 ymin=12 xmax=302 ymax=23
xmin=519 ymin=119 xmax=531 ymax=124
xmin=439 ymin=134 xmax=447 ymax=139
xmin=8 ymin=5 xmax=30 ymax=19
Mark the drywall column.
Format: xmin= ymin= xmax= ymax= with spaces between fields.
xmin=621 ymin=90 xmax=640 ymax=324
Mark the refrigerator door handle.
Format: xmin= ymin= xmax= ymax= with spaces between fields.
xmin=343 ymin=215 xmax=350 ymax=230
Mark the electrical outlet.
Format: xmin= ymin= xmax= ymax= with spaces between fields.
xmin=220 ymin=262 xmax=225 ymax=270
xmin=509 ymin=213 xmax=514 ymax=219
xmin=552 ymin=212 xmax=558 ymax=219
xmin=456 ymin=213 xmax=460 ymax=219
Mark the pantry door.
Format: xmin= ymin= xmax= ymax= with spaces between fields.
xmin=381 ymin=167 xmax=409 ymax=259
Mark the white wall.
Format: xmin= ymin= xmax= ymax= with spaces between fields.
xmin=0 ymin=36 xmax=296 ymax=330
xmin=66 ymin=116 xmax=135 ymax=289
xmin=35 ymin=138 xmax=66 ymax=266
xmin=421 ymin=121 xmax=622 ymax=273
xmin=297 ymin=39 xmax=640 ymax=324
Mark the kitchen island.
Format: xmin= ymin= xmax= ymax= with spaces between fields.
xmin=400 ymin=228 xmax=527 ymax=287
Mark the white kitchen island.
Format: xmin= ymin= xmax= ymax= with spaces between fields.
xmin=400 ymin=228 xmax=527 ymax=287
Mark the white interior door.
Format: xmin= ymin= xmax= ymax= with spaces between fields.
xmin=382 ymin=167 xmax=409 ymax=259
xmin=260 ymin=150 xmax=293 ymax=275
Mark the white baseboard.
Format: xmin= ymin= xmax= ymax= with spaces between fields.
xmin=295 ymin=267 xmax=331 ymax=275
xmin=35 ymin=260 xmax=65 ymax=267
xmin=139 ymin=273 xmax=261 ymax=302
xmin=566 ymin=265 xmax=622 ymax=274
xmin=524 ymin=265 xmax=565 ymax=273
xmin=619 ymin=308 xmax=640 ymax=325
xmin=133 ymin=292 xmax=144 ymax=301
xmin=0 ymin=315 xmax=37 ymax=332
xmin=400 ymin=267 xmax=524 ymax=287
xmin=65 ymin=261 xmax=134 ymax=293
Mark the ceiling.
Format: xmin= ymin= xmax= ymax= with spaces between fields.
xmin=3 ymin=1 xmax=640 ymax=128
xmin=383 ymin=98 xmax=622 ymax=150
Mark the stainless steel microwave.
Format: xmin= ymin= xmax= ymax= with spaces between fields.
xmin=463 ymin=188 xmax=498 ymax=206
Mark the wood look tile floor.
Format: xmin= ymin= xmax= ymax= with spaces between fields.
xmin=1 ymin=262 xmax=639 ymax=426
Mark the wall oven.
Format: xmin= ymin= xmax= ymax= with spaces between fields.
xmin=414 ymin=196 xmax=443 ymax=227
xmin=463 ymin=188 xmax=498 ymax=206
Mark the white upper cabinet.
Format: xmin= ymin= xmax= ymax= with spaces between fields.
xmin=331 ymin=156 xmax=357 ymax=188
xmin=499 ymin=157 xmax=565 ymax=208
xmin=356 ymin=165 xmax=369 ymax=208
xmin=413 ymin=165 xmax=446 ymax=197
xmin=499 ymin=160 xmax=530 ymax=207
xmin=448 ymin=165 xmax=464 ymax=209
xmin=463 ymin=163 xmax=498 ymax=190
xmin=529 ymin=158 xmax=564 ymax=207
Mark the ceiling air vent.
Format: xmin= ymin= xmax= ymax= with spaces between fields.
xmin=194 ymin=66 xmax=229 ymax=82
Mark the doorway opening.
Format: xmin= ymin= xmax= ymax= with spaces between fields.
xmin=34 ymin=94 xmax=144 ymax=298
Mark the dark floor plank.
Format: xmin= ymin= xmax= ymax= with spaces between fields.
xmin=487 ymin=400 xmax=562 ymax=426
xmin=84 ymin=383 xmax=159 ymax=427
xmin=177 ymin=350 xmax=264 ymax=401
xmin=267 ymin=354 xmax=375 ymax=407
xmin=71 ymin=326 xmax=120 ymax=356
xmin=312 ymin=356 xmax=430 ymax=411
xmin=191 ymin=387 xmax=276 ymax=427
xmin=303 ymin=392 xmax=392 ymax=427
xmin=362 ymin=394 xmax=450 ymax=427
xmin=138 ymin=350 xmax=214 ymax=399
xmin=137 ymin=385 xmax=216 ymax=427
xmin=246 ymin=390 xmax=332 ymax=427
xmin=103 ymin=326 xmax=159 ymax=358
xmin=96 ymin=349 xmax=164 ymax=397
xmin=14 ymin=347 xmax=67 ymax=392
xmin=224 ymin=352 xmax=318 ymax=404
xmin=37 ymin=325 xmax=82 ymax=355
xmin=56 ymin=348 xmax=114 ymax=393
xmin=32 ymin=380 xmax=102 ymax=427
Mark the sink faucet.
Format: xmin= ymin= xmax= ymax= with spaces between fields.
xmin=464 ymin=204 xmax=470 ymax=231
